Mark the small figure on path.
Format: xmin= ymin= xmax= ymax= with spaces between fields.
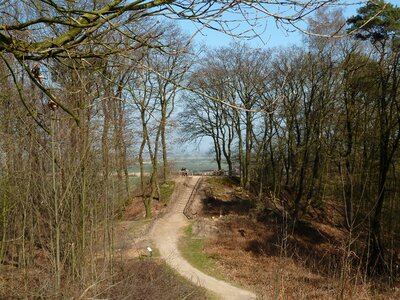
xmin=180 ymin=168 xmax=188 ymax=176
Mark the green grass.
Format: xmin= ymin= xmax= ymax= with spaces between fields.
xmin=157 ymin=258 xmax=221 ymax=300
xmin=160 ymin=181 xmax=175 ymax=203
xmin=179 ymin=223 xmax=225 ymax=281
xmin=205 ymin=176 xmax=241 ymax=199
xmin=145 ymin=245 xmax=220 ymax=299
xmin=158 ymin=259 xmax=221 ymax=300
xmin=100 ymin=257 xmax=219 ymax=300
xmin=140 ymin=244 xmax=221 ymax=299
xmin=206 ymin=176 xmax=240 ymax=188
xmin=129 ymin=157 xmax=228 ymax=173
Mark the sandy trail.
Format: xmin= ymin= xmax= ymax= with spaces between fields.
xmin=151 ymin=176 xmax=256 ymax=300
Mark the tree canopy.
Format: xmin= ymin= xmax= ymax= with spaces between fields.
xmin=347 ymin=0 xmax=400 ymax=44
xmin=0 ymin=0 xmax=358 ymax=61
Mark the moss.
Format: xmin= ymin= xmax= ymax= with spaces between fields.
xmin=206 ymin=176 xmax=239 ymax=188
xmin=159 ymin=181 xmax=175 ymax=203
xmin=179 ymin=223 xmax=225 ymax=281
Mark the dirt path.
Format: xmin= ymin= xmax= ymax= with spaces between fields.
xmin=151 ymin=176 xmax=256 ymax=300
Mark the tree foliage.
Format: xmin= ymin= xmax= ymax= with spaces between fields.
xmin=1 ymin=0 xmax=399 ymax=297
xmin=181 ymin=1 xmax=400 ymax=280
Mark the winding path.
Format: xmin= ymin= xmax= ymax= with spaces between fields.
xmin=151 ymin=176 xmax=256 ymax=300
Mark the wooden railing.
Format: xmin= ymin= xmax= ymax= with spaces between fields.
xmin=183 ymin=176 xmax=202 ymax=219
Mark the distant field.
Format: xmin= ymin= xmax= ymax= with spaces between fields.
xmin=129 ymin=156 xmax=228 ymax=173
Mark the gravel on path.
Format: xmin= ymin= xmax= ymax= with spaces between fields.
xmin=151 ymin=176 xmax=256 ymax=300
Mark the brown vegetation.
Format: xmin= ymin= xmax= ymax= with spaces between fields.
xmin=0 ymin=177 xmax=207 ymax=299
xmin=194 ymin=177 xmax=400 ymax=299
xmin=0 ymin=259 xmax=208 ymax=299
xmin=1 ymin=1 xmax=400 ymax=298
xmin=99 ymin=260 xmax=208 ymax=300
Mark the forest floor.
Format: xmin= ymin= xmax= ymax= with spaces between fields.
xmin=185 ymin=176 xmax=400 ymax=299
xmin=2 ymin=175 xmax=399 ymax=299
xmin=103 ymin=175 xmax=213 ymax=300
xmin=111 ymin=174 xmax=400 ymax=299
xmin=0 ymin=176 xmax=210 ymax=299
xmin=150 ymin=175 xmax=256 ymax=300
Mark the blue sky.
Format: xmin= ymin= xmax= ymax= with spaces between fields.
xmin=172 ymin=0 xmax=400 ymax=156
xmin=186 ymin=21 xmax=302 ymax=49
xmin=178 ymin=0 xmax=399 ymax=49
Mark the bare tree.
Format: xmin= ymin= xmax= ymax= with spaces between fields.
xmin=152 ymin=24 xmax=192 ymax=182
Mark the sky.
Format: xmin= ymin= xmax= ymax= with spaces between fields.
xmin=178 ymin=0 xmax=399 ymax=50
xmin=171 ymin=0 xmax=400 ymax=156
xmin=182 ymin=14 xmax=303 ymax=49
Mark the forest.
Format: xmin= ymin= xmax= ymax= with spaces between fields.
xmin=0 ymin=0 xmax=399 ymax=298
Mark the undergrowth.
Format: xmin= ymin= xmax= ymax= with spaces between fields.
xmin=98 ymin=259 xmax=212 ymax=300
xmin=196 ymin=176 xmax=400 ymax=299
xmin=179 ymin=223 xmax=226 ymax=282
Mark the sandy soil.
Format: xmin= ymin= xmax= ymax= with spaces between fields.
xmin=150 ymin=176 xmax=256 ymax=300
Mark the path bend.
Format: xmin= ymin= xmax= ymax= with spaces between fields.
xmin=151 ymin=176 xmax=256 ymax=300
